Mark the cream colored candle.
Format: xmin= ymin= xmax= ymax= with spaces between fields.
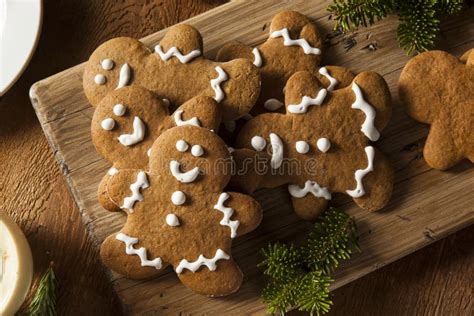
xmin=0 ymin=213 xmax=33 ymax=315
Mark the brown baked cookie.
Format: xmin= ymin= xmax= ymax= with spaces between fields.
xmin=83 ymin=24 xmax=261 ymax=121
xmin=92 ymin=86 xmax=221 ymax=211
xmin=232 ymin=71 xmax=393 ymax=221
xmin=216 ymin=10 xmax=354 ymax=115
xmin=399 ymin=48 xmax=474 ymax=170
xmin=100 ymin=126 xmax=262 ymax=297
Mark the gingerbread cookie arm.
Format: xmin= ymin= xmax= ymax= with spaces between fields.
xmin=460 ymin=48 xmax=474 ymax=65
xmin=177 ymin=258 xmax=243 ymax=297
xmin=157 ymin=24 xmax=203 ymax=59
xmin=172 ymin=96 xmax=221 ymax=130
xmin=97 ymin=173 xmax=121 ymax=212
xmin=352 ymin=148 xmax=393 ymax=211
xmin=227 ymin=148 xmax=269 ymax=194
xmin=105 ymin=169 xmax=150 ymax=213
xmin=100 ymin=232 xmax=169 ymax=279
xmin=219 ymin=192 xmax=263 ymax=236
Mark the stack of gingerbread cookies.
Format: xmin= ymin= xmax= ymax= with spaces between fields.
xmin=82 ymin=10 xmax=473 ymax=297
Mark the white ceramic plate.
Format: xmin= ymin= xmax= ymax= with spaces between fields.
xmin=0 ymin=0 xmax=43 ymax=96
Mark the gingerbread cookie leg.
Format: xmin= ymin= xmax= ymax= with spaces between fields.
xmin=100 ymin=232 xmax=168 ymax=279
xmin=176 ymin=258 xmax=243 ymax=297
xmin=290 ymin=194 xmax=329 ymax=222
xmin=352 ymin=148 xmax=393 ymax=211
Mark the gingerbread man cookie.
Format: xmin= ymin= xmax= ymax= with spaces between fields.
xmin=217 ymin=10 xmax=354 ymax=115
xmin=92 ymin=86 xmax=221 ymax=211
xmin=100 ymin=126 xmax=262 ymax=296
xmin=232 ymin=71 xmax=393 ymax=221
xmin=399 ymin=48 xmax=474 ymax=170
xmin=84 ymin=24 xmax=261 ymax=121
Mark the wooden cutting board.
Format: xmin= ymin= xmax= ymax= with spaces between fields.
xmin=29 ymin=0 xmax=474 ymax=314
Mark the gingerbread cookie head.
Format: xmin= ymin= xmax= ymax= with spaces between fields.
xmin=217 ymin=10 xmax=355 ymax=114
xmin=399 ymin=49 xmax=474 ymax=170
xmin=84 ymin=24 xmax=261 ymax=121
xmin=234 ymin=71 xmax=393 ymax=221
xmin=100 ymin=126 xmax=262 ymax=296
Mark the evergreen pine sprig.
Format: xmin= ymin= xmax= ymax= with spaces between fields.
xmin=327 ymin=0 xmax=465 ymax=54
xmin=259 ymin=208 xmax=359 ymax=315
xmin=28 ymin=262 xmax=58 ymax=316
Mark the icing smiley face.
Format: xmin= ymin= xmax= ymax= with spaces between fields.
xmin=233 ymin=70 xmax=394 ymax=221
xmin=84 ymin=24 xmax=261 ymax=121
xmin=99 ymin=125 xmax=262 ymax=296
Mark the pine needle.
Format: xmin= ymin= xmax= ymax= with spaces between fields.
xmin=28 ymin=262 xmax=58 ymax=316
xmin=259 ymin=208 xmax=359 ymax=315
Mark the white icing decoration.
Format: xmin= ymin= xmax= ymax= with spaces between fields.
xmin=113 ymin=103 xmax=126 ymax=116
xmin=121 ymin=171 xmax=149 ymax=211
xmin=214 ymin=193 xmax=240 ymax=238
xmin=174 ymin=110 xmax=201 ymax=127
xmin=270 ymin=28 xmax=321 ymax=55
xmin=116 ymin=233 xmax=162 ymax=269
xmin=264 ymin=99 xmax=284 ymax=111
xmin=175 ymin=249 xmax=230 ymax=274
xmin=287 ymin=89 xmax=327 ymax=114
xmin=116 ymin=63 xmax=131 ymax=89
xmin=171 ymin=191 xmax=186 ymax=205
xmin=251 ymin=136 xmax=266 ymax=151
xmin=108 ymin=167 xmax=118 ymax=176
xmin=176 ymin=140 xmax=189 ymax=152
xmin=147 ymin=148 xmax=152 ymax=157
xmin=319 ymin=67 xmax=338 ymax=91
xmin=227 ymin=146 xmax=235 ymax=153
xmin=295 ymin=141 xmax=309 ymax=154
xmin=288 ymin=180 xmax=332 ymax=200
xmin=270 ymin=133 xmax=283 ymax=169
xmin=191 ymin=145 xmax=204 ymax=157
xmin=346 ymin=146 xmax=375 ymax=198
xmin=118 ymin=116 xmax=145 ymax=146
xmin=224 ymin=120 xmax=236 ymax=132
xmin=162 ymin=98 xmax=170 ymax=107
xmin=101 ymin=118 xmax=115 ymax=130
xmin=252 ymin=47 xmax=262 ymax=67
xmin=101 ymin=59 xmax=114 ymax=70
xmin=317 ymin=138 xmax=331 ymax=153
xmin=94 ymin=74 xmax=106 ymax=85
xmin=351 ymin=82 xmax=380 ymax=141
xmin=210 ymin=66 xmax=228 ymax=102
xmin=170 ymin=161 xmax=200 ymax=183
xmin=154 ymin=45 xmax=201 ymax=64
xmin=165 ymin=214 xmax=180 ymax=227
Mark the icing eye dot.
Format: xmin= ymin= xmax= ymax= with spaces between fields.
xmin=176 ymin=140 xmax=189 ymax=152
xmin=94 ymin=74 xmax=106 ymax=85
xmin=251 ymin=136 xmax=266 ymax=151
xmin=101 ymin=59 xmax=114 ymax=70
xmin=101 ymin=118 xmax=115 ymax=130
xmin=191 ymin=145 xmax=204 ymax=157
xmin=113 ymin=104 xmax=126 ymax=116
xmin=171 ymin=191 xmax=186 ymax=205
xmin=317 ymin=138 xmax=331 ymax=153
xmin=165 ymin=214 xmax=180 ymax=227
xmin=295 ymin=141 xmax=310 ymax=154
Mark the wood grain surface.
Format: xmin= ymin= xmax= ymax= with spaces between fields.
xmin=0 ymin=0 xmax=472 ymax=315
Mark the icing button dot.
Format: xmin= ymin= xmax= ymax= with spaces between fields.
xmin=113 ymin=104 xmax=126 ymax=116
xmin=317 ymin=138 xmax=331 ymax=153
xmin=176 ymin=140 xmax=189 ymax=152
xmin=166 ymin=214 xmax=180 ymax=227
xmin=101 ymin=59 xmax=114 ymax=70
xmin=171 ymin=191 xmax=186 ymax=205
xmin=101 ymin=118 xmax=115 ymax=130
xmin=94 ymin=74 xmax=106 ymax=85
xmin=191 ymin=145 xmax=204 ymax=157
xmin=251 ymin=136 xmax=266 ymax=151
xmin=295 ymin=141 xmax=310 ymax=154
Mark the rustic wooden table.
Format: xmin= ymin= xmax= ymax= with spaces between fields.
xmin=0 ymin=1 xmax=472 ymax=315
